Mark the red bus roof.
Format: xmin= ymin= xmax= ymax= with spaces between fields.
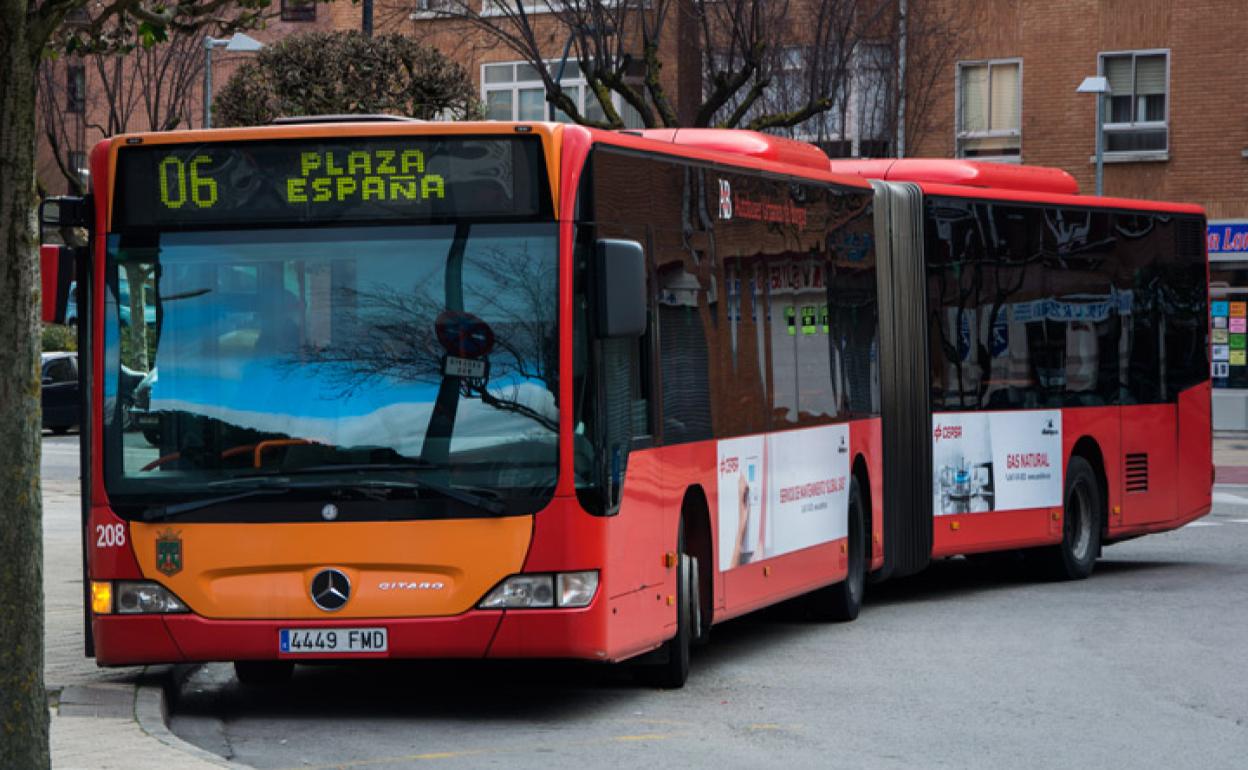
xmin=623 ymin=128 xmax=834 ymax=173
xmin=828 ymin=158 xmax=1081 ymax=196
xmin=827 ymin=157 xmax=1204 ymax=216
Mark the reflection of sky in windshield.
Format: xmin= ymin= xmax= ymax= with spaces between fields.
xmin=108 ymin=223 xmax=558 ymax=464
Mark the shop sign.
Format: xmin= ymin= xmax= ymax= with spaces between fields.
xmin=1208 ymin=221 xmax=1248 ymax=255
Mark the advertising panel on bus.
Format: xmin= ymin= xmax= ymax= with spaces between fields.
xmin=931 ymin=411 xmax=1063 ymax=516
xmin=716 ymin=425 xmax=851 ymax=570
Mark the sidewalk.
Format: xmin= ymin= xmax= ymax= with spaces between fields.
xmin=43 ymin=478 xmax=240 ymax=770
xmin=1214 ymin=432 xmax=1248 ymax=485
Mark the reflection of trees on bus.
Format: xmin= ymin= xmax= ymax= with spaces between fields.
xmin=282 ymin=242 xmax=559 ymax=434
xmin=927 ymin=199 xmax=1208 ymax=410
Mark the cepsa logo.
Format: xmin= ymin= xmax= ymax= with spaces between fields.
xmin=933 ymin=424 xmax=962 ymax=442
xmin=720 ymin=456 xmax=739 ymax=475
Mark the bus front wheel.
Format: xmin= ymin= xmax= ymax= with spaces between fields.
xmin=636 ymin=535 xmax=696 ymax=689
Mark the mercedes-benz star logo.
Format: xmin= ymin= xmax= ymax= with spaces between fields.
xmin=310 ymin=569 xmax=351 ymax=612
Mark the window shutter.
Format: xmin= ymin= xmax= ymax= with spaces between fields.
xmin=960 ymin=65 xmax=988 ymax=133
xmin=1135 ymin=55 xmax=1166 ymax=95
xmin=989 ymin=64 xmax=1020 ymax=132
xmin=1104 ymin=56 xmax=1133 ymax=96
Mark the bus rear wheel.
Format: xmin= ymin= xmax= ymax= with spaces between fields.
xmin=1036 ymin=455 xmax=1102 ymax=580
xmin=636 ymin=542 xmax=697 ymax=689
xmin=234 ymin=660 xmax=294 ymax=686
xmin=809 ymin=476 xmax=865 ymax=622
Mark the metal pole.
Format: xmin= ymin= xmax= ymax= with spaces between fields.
xmin=896 ymin=0 xmax=907 ymax=158
xmin=363 ymin=0 xmax=373 ymax=36
xmin=1094 ymin=90 xmax=1104 ymax=196
xmin=549 ymin=32 xmax=577 ymax=121
xmin=203 ymin=36 xmax=214 ymax=129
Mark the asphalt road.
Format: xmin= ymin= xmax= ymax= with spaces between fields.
xmin=165 ymin=493 xmax=1248 ymax=770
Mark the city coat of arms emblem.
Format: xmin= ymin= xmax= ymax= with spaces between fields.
xmin=155 ymin=529 xmax=183 ymax=576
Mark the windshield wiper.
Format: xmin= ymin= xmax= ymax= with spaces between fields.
xmin=143 ymin=467 xmax=511 ymax=520
xmin=141 ymin=484 xmax=292 ymax=521
xmin=274 ymin=465 xmax=510 ymax=516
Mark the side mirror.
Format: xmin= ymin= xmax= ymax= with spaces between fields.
xmin=594 ymin=239 xmax=647 ymax=338
xmin=40 ymin=245 xmax=75 ymax=325
xmin=39 ymin=196 xmax=91 ymax=247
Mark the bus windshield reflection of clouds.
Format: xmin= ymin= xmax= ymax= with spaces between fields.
xmin=103 ymin=223 xmax=560 ymax=509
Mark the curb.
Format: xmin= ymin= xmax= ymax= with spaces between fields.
xmin=134 ymin=665 xmax=251 ymax=770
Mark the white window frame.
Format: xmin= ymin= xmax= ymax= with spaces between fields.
xmin=480 ymin=0 xmax=563 ymax=17
xmin=1097 ymin=48 xmax=1169 ymax=162
xmin=710 ymin=45 xmax=892 ymax=158
xmin=954 ymin=57 xmax=1022 ymax=163
xmin=480 ymin=60 xmax=641 ymax=127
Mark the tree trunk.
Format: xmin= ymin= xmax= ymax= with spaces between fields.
xmin=0 ymin=0 xmax=51 ymax=766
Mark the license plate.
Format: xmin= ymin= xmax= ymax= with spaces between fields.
xmin=279 ymin=627 xmax=388 ymax=654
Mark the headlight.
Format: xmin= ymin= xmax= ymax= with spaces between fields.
xmin=478 ymin=571 xmax=599 ymax=610
xmin=113 ymin=581 xmax=189 ymax=614
xmin=479 ymin=575 xmax=555 ymax=609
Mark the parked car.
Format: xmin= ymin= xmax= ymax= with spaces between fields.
xmin=41 ymin=351 xmax=79 ymax=434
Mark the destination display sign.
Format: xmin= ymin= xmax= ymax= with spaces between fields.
xmin=113 ymin=135 xmax=549 ymax=229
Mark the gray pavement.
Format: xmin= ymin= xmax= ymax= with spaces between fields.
xmin=41 ymin=434 xmax=232 ymax=769
xmin=168 ymin=506 xmax=1248 ymax=770
xmin=40 ymin=433 xmax=1248 ymax=768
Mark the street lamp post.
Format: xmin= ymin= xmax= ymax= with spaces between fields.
xmin=203 ymin=33 xmax=264 ymax=129
xmin=1076 ymin=75 xmax=1112 ymax=197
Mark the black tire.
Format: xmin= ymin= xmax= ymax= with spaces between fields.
xmin=1037 ymin=455 xmax=1102 ymax=580
xmin=50 ymin=425 xmax=73 ymax=435
xmin=809 ymin=476 xmax=866 ymax=622
xmin=142 ymin=427 xmax=161 ymax=446
xmin=637 ymin=540 xmax=695 ymax=689
xmin=234 ymin=660 xmax=294 ymax=686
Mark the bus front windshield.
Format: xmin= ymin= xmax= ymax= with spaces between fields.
xmin=103 ymin=223 xmax=560 ymax=517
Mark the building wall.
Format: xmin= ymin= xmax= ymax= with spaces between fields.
xmin=911 ymin=0 xmax=1248 ymax=217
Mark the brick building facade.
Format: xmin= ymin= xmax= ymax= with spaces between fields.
xmin=36 ymin=1 xmax=1248 ymax=417
xmin=904 ymin=0 xmax=1247 ymax=425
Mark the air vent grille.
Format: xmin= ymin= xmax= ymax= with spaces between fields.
xmin=1125 ymin=453 xmax=1149 ymax=493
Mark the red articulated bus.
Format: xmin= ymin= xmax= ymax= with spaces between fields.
xmin=39 ymin=119 xmax=1211 ymax=688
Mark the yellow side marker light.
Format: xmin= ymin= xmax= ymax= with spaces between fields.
xmin=91 ymin=581 xmax=112 ymax=615
xmin=664 ymin=552 xmax=678 ymax=568
xmin=763 ymin=565 xmax=772 ymax=577
xmin=950 ymin=520 xmax=960 ymax=531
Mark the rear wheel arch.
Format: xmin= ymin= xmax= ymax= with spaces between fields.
xmin=1070 ymin=436 xmax=1109 ymax=537
xmin=852 ymin=454 xmax=873 ymax=569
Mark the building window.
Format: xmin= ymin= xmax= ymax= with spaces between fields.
xmin=481 ymin=61 xmax=644 ymax=127
xmin=66 ymin=64 xmax=85 ymax=114
xmin=713 ymin=45 xmax=893 ymax=158
xmin=1099 ymin=51 xmax=1167 ymax=154
xmin=411 ymin=0 xmax=453 ymax=12
xmin=281 ymin=0 xmax=316 ymax=21
xmin=956 ymin=59 xmax=1020 ymax=159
